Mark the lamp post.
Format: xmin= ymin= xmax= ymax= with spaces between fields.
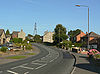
xmin=75 ymin=5 xmax=90 ymax=50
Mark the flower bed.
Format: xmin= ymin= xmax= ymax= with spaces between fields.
xmin=87 ymin=49 xmax=100 ymax=58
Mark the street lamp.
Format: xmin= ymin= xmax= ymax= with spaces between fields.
xmin=75 ymin=5 xmax=90 ymax=50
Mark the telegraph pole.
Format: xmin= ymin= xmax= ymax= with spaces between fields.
xmin=59 ymin=27 xmax=60 ymax=45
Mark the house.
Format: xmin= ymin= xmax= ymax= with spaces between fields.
xmin=0 ymin=29 xmax=6 ymax=44
xmin=81 ymin=32 xmax=100 ymax=43
xmin=71 ymin=31 xmax=86 ymax=43
xmin=81 ymin=32 xmax=100 ymax=49
xmin=12 ymin=29 xmax=26 ymax=40
xmin=43 ymin=31 xmax=54 ymax=43
xmin=6 ymin=35 xmax=11 ymax=42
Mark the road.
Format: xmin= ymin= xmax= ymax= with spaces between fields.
xmin=0 ymin=43 xmax=74 ymax=74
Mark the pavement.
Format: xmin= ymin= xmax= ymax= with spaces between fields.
xmin=0 ymin=43 xmax=74 ymax=74
xmin=71 ymin=52 xmax=100 ymax=74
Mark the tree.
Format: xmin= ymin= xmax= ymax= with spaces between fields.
xmin=34 ymin=35 xmax=42 ymax=43
xmin=68 ymin=29 xmax=81 ymax=42
xmin=53 ymin=24 xmax=68 ymax=45
xmin=12 ymin=38 xmax=22 ymax=43
xmin=28 ymin=34 xmax=33 ymax=37
xmin=6 ymin=29 xmax=10 ymax=35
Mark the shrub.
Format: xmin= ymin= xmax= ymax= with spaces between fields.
xmin=0 ymin=47 xmax=8 ymax=52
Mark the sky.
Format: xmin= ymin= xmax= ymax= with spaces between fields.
xmin=0 ymin=0 xmax=100 ymax=36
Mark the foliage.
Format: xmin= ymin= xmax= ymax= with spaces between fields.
xmin=88 ymin=49 xmax=100 ymax=58
xmin=94 ymin=54 xmax=100 ymax=59
xmin=6 ymin=29 xmax=10 ymax=35
xmin=62 ymin=40 xmax=72 ymax=48
xmin=53 ymin=24 xmax=68 ymax=45
xmin=34 ymin=35 xmax=42 ymax=43
xmin=12 ymin=38 xmax=22 ymax=43
xmin=74 ymin=43 xmax=83 ymax=47
xmin=25 ymin=44 xmax=33 ymax=50
xmin=68 ymin=29 xmax=81 ymax=42
xmin=28 ymin=34 xmax=33 ymax=37
xmin=0 ymin=47 xmax=8 ymax=52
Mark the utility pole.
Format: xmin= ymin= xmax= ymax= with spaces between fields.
xmin=59 ymin=27 xmax=60 ymax=45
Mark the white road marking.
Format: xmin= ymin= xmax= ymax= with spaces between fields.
xmin=7 ymin=70 xmax=18 ymax=74
xmin=19 ymin=66 xmax=34 ymax=70
xmin=11 ymin=66 xmax=20 ymax=69
xmin=24 ymin=72 xmax=29 ymax=74
xmin=31 ymin=62 xmax=43 ymax=65
xmin=22 ymin=63 xmax=28 ymax=66
xmin=0 ymin=71 xmax=3 ymax=73
xmin=35 ymin=64 xmax=47 ymax=70
xmin=71 ymin=66 xmax=76 ymax=74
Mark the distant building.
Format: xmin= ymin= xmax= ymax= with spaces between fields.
xmin=18 ymin=29 xmax=26 ymax=40
xmin=43 ymin=31 xmax=54 ymax=43
xmin=12 ymin=29 xmax=26 ymax=40
xmin=0 ymin=29 xmax=6 ymax=44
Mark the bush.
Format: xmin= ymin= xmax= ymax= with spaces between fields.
xmin=0 ymin=47 xmax=8 ymax=52
xmin=12 ymin=38 xmax=22 ymax=43
xmin=25 ymin=44 xmax=33 ymax=50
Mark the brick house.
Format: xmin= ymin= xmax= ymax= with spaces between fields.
xmin=81 ymin=32 xmax=100 ymax=42
xmin=71 ymin=31 xmax=86 ymax=43
xmin=12 ymin=29 xmax=26 ymax=40
xmin=81 ymin=32 xmax=100 ymax=49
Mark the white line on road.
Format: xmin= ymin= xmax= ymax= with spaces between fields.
xmin=31 ymin=62 xmax=43 ymax=65
xmin=19 ymin=66 xmax=34 ymax=70
xmin=7 ymin=70 xmax=18 ymax=74
xmin=35 ymin=64 xmax=47 ymax=70
xmin=24 ymin=72 xmax=29 ymax=74
xmin=11 ymin=66 xmax=20 ymax=69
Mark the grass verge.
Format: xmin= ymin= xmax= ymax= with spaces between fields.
xmin=26 ymin=53 xmax=36 ymax=55
xmin=6 ymin=55 xmax=27 ymax=59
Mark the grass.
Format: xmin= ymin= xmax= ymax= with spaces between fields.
xmin=6 ymin=55 xmax=27 ymax=59
xmin=26 ymin=53 xmax=36 ymax=55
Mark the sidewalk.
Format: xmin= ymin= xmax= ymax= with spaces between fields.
xmin=71 ymin=52 xmax=100 ymax=74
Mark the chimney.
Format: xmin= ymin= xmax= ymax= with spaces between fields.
xmin=86 ymin=32 xmax=88 ymax=34
xmin=21 ymin=29 xmax=23 ymax=32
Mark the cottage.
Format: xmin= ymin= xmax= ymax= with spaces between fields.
xmin=0 ymin=29 xmax=6 ymax=45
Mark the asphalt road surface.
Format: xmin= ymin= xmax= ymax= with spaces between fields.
xmin=0 ymin=43 xmax=74 ymax=74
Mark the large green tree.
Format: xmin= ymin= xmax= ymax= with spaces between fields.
xmin=6 ymin=29 xmax=10 ymax=35
xmin=53 ymin=24 xmax=68 ymax=44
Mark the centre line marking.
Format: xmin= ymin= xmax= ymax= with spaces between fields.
xmin=35 ymin=64 xmax=47 ymax=70
xmin=7 ymin=70 xmax=18 ymax=74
